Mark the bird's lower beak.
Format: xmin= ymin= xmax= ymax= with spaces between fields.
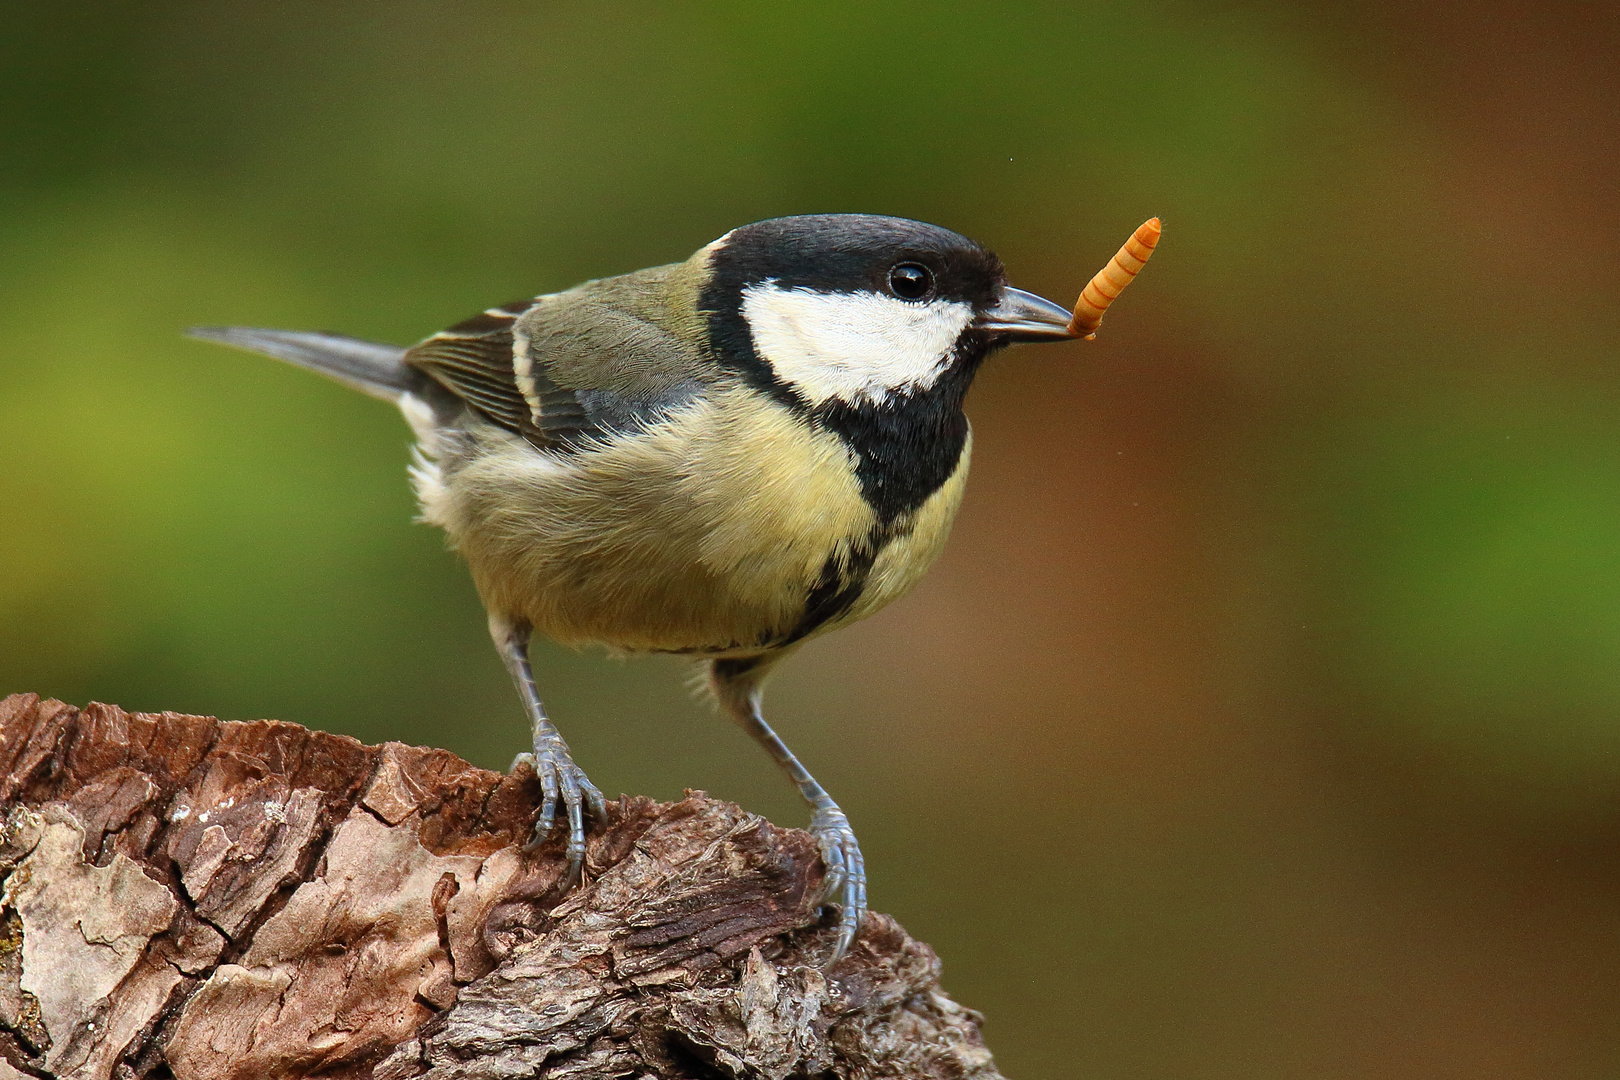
xmin=975 ymin=287 xmax=1081 ymax=342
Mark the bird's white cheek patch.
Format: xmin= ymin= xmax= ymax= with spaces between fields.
xmin=740 ymin=283 xmax=973 ymax=407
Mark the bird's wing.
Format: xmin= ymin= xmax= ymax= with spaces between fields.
xmin=404 ymin=299 xmax=577 ymax=444
xmin=404 ymin=287 xmax=702 ymax=450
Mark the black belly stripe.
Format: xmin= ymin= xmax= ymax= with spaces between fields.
xmin=776 ymin=534 xmax=885 ymax=647
xmin=668 ymin=533 xmax=889 ymax=659
xmin=816 ymin=394 xmax=970 ymax=526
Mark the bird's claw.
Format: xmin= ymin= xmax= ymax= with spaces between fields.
xmin=510 ymin=742 xmax=606 ymax=883
xmin=809 ymin=806 xmax=866 ymax=964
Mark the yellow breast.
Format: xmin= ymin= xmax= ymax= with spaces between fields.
xmin=417 ymin=384 xmax=967 ymax=655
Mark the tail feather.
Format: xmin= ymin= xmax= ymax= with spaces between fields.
xmin=188 ymin=326 xmax=411 ymax=402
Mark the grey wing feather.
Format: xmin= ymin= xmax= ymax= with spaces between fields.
xmin=188 ymin=326 xmax=410 ymax=402
xmin=405 ymin=331 xmax=534 ymax=433
xmin=194 ymin=271 xmax=705 ymax=450
xmin=405 ymin=296 xmax=699 ymax=451
xmin=403 ymin=301 xmax=568 ymax=444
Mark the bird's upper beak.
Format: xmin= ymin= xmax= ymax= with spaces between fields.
xmin=975 ymin=286 xmax=1081 ymax=342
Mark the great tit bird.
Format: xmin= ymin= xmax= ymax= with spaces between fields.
xmin=190 ymin=213 xmax=1158 ymax=962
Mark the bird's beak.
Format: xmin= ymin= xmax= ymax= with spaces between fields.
xmin=975 ymin=287 xmax=1081 ymax=342
xmin=979 ymin=218 xmax=1164 ymax=345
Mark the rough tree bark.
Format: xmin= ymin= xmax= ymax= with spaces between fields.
xmin=0 ymin=694 xmax=1003 ymax=1080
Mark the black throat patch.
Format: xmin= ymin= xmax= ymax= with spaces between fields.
xmin=809 ymin=348 xmax=985 ymax=524
xmin=704 ymin=299 xmax=994 ymax=524
xmin=699 ymin=214 xmax=1006 ymax=525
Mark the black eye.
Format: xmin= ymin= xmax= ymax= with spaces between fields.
xmin=888 ymin=262 xmax=933 ymax=300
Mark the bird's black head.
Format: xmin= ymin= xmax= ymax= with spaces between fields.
xmin=700 ymin=214 xmax=1075 ymax=413
xmin=697 ymin=214 xmax=1077 ymax=524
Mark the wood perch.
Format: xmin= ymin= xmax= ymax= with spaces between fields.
xmin=0 ymin=693 xmax=1003 ymax=1080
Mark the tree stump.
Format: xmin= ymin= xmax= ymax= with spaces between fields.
xmin=0 ymin=694 xmax=1002 ymax=1080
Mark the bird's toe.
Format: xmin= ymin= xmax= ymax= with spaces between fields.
xmin=810 ymin=807 xmax=867 ymax=964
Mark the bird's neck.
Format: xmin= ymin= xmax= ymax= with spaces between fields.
xmin=815 ymin=353 xmax=983 ymax=527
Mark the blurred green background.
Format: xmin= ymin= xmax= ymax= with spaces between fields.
xmin=4 ymin=2 xmax=1619 ymax=1075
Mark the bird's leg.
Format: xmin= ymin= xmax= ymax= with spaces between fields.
xmin=710 ymin=654 xmax=866 ymax=964
xmin=489 ymin=612 xmax=606 ymax=881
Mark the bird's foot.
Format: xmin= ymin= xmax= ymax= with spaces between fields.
xmin=510 ymin=736 xmax=607 ymax=884
xmin=809 ymin=805 xmax=866 ymax=964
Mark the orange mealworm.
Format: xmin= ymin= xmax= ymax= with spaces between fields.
xmin=1068 ymin=217 xmax=1162 ymax=339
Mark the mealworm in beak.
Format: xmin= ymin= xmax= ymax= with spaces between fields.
xmin=1069 ymin=218 xmax=1162 ymax=339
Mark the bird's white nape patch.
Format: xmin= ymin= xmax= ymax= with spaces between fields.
xmin=740 ymin=282 xmax=974 ymax=407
